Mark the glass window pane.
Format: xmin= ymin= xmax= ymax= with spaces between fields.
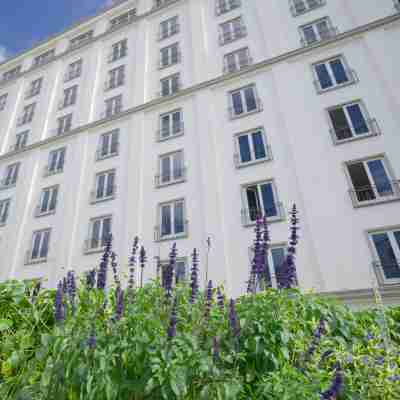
xmin=91 ymin=220 xmax=100 ymax=248
xmin=303 ymin=26 xmax=317 ymax=44
xmin=238 ymin=135 xmax=252 ymax=163
xmin=161 ymin=115 xmax=170 ymax=137
xmin=271 ymin=248 xmax=286 ymax=274
xmin=40 ymin=231 xmax=50 ymax=258
xmin=58 ymin=149 xmax=65 ymax=170
xmin=252 ymin=131 xmax=266 ymax=159
xmin=175 ymin=261 xmax=186 ymax=283
xmin=49 ymin=187 xmax=57 ymax=211
xmin=102 ymin=218 xmax=111 ymax=246
xmin=329 ymin=108 xmax=352 ymax=140
xmin=244 ymin=87 xmax=257 ymax=112
xmin=161 ymin=157 xmax=171 ymax=183
xmin=161 ymin=80 xmax=169 ymax=96
xmin=261 ymin=183 xmax=277 ymax=217
xmin=348 ymin=163 xmax=375 ymax=201
xmin=329 ymin=59 xmax=348 ymax=84
xmin=2 ymin=201 xmax=9 ymax=222
xmin=172 ymin=111 xmax=181 ymax=133
xmin=315 ymin=63 xmax=333 ymax=89
xmin=394 ymin=231 xmax=400 ymax=251
xmin=111 ymin=132 xmax=118 ymax=154
xmin=367 ymin=160 xmax=393 ymax=196
xmin=97 ymin=174 xmax=105 ymax=198
xmin=102 ymin=134 xmax=110 ymax=156
xmin=161 ymin=205 xmax=172 ymax=236
xmin=32 ymin=233 xmax=41 ymax=259
xmin=232 ymin=92 xmax=243 ymax=115
xmin=246 ymin=186 xmax=260 ymax=221
xmin=173 ymin=153 xmax=183 ymax=179
xmin=347 ymin=104 xmax=368 ymax=135
xmin=174 ymin=202 xmax=184 ymax=234
xmin=49 ymin=152 xmax=57 ymax=172
xmin=317 ymin=20 xmax=330 ymax=39
xmin=106 ymin=172 xmax=115 ymax=197
xmin=372 ymin=233 xmax=400 ymax=279
xmin=41 ymin=190 xmax=50 ymax=212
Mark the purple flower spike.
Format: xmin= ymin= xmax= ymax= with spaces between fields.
xmin=320 ymin=363 xmax=344 ymax=400
xmin=262 ymin=216 xmax=272 ymax=287
xmin=212 ymin=336 xmax=220 ymax=362
xmin=277 ymin=204 xmax=299 ymax=289
xmin=111 ymin=251 xmax=120 ymax=287
xmin=114 ymin=286 xmax=124 ymax=321
xmin=86 ymin=269 xmax=96 ymax=289
xmin=66 ymin=270 xmax=76 ymax=313
xmin=97 ymin=235 xmax=112 ymax=290
xmin=229 ymin=299 xmax=240 ymax=338
xmin=190 ymin=248 xmax=199 ymax=304
xmin=165 ymin=244 xmax=177 ymax=298
xmin=167 ymin=298 xmax=178 ymax=339
xmin=204 ymin=280 xmax=213 ymax=318
xmin=217 ymin=288 xmax=225 ymax=312
xmin=139 ymin=246 xmax=147 ymax=288
xmin=306 ymin=318 xmax=327 ymax=361
xmin=248 ymin=216 xmax=264 ymax=294
xmin=54 ymin=281 xmax=65 ymax=323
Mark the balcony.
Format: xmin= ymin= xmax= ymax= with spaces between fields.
xmin=108 ymin=10 xmax=137 ymax=33
xmin=155 ymin=167 xmax=187 ymax=188
xmin=300 ymin=26 xmax=339 ymax=47
xmin=348 ymin=181 xmax=400 ymax=208
xmin=233 ymin=144 xmax=272 ymax=168
xmin=290 ymin=0 xmax=325 ymax=17
xmin=329 ymin=118 xmax=380 ymax=145
xmin=241 ymin=202 xmax=285 ymax=226
xmin=215 ymin=0 xmax=241 ymax=16
xmin=219 ymin=26 xmax=247 ymax=46
xmin=156 ymin=122 xmax=184 ymax=141
xmin=96 ymin=143 xmax=119 ymax=161
xmin=372 ymin=260 xmax=400 ymax=285
xmin=90 ymin=186 xmax=117 ymax=204
xmin=313 ymin=68 xmax=358 ymax=93
xmin=223 ymin=57 xmax=253 ymax=74
xmin=154 ymin=220 xmax=189 ymax=242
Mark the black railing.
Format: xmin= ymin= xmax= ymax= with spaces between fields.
xmin=349 ymin=181 xmax=400 ymax=206
xmin=329 ymin=118 xmax=379 ymax=143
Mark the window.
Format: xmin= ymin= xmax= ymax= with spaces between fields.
xmin=161 ymin=258 xmax=187 ymax=286
xmin=13 ymin=131 xmax=29 ymax=151
xmin=154 ymin=0 xmax=172 ymax=9
xmin=160 ymin=74 xmax=180 ymax=97
xmin=109 ymin=39 xmax=127 ymax=62
xmin=159 ymin=16 xmax=179 ymax=40
xmin=1 ymin=163 xmax=20 ymax=188
xmin=0 ymin=199 xmax=11 ymax=226
xmin=395 ymin=0 xmax=400 ymax=12
xmin=104 ymin=95 xmax=123 ymax=118
xmin=37 ymin=186 xmax=58 ymax=216
xmin=25 ymin=78 xmax=43 ymax=99
xmin=2 ymin=66 xmax=21 ymax=82
xmin=27 ymin=229 xmax=51 ymax=263
xmin=105 ymin=65 xmax=125 ymax=90
xmin=229 ymin=85 xmax=261 ymax=118
xmin=328 ymin=102 xmax=377 ymax=143
xmin=92 ymin=170 xmax=116 ymax=202
xmin=0 ymin=94 xmax=8 ymax=111
xmin=242 ymin=181 xmax=281 ymax=225
xmin=224 ymin=47 xmax=252 ymax=73
xmin=70 ymin=30 xmax=93 ymax=48
xmin=313 ymin=56 xmax=356 ymax=92
xmin=216 ymin=0 xmax=241 ymax=16
xmin=97 ymin=130 xmax=119 ymax=160
xmin=235 ymin=129 xmax=269 ymax=166
xmin=109 ymin=9 xmax=136 ymax=31
xmin=157 ymin=199 xmax=186 ymax=240
xmin=290 ymin=0 xmax=325 ymax=16
xmin=65 ymin=59 xmax=82 ymax=82
xmin=219 ymin=17 xmax=246 ymax=45
xmin=370 ymin=229 xmax=400 ymax=282
xmin=159 ymin=110 xmax=183 ymax=140
xmin=160 ymin=43 xmax=180 ymax=68
xmin=46 ymin=148 xmax=66 ymax=176
xmin=56 ymin=114 xmax=73 ymax=135
xmin=59 ymin=85 xmax=78 ymax=109
xmin=347 ymin=157 xmax=399 ymax=206
xmin=86 ymin=216 xmax=112 ymax=251
xmin=157 ymin=151 xmax=185 ymax=187
xmin=18 ymin=103 xmax=36 ymax=126
xmin=33 ymin=49 xmax=55 ymax=68
xmin=300 ymin=18 xmax=336 ymax=46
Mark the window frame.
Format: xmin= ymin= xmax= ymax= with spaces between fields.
xmin=56 ymin=113 xmax=73 ymax=136
xmin=299 ymin=17 xmax=336 ymax=46
xmin=290 ymin=0 xmax=326 ymax=17
xmin=14 ymin=130 xmax=29 ymax=151
xmin=159 ymin=16 xmax=179 ymax=40
xmin=228 ymin=84 xmax=261 ymax=118
xmin=97 ymin=129 xmax=120 ymax=160
xmin=223 ymin=47 xmax=252 ymax=74
xmin=0 ymin=198 xmax=11 ymax=226
xmin=36 ymin=185 xmax=59 ymax=217
xmin=158 ymin=109 xmax=184 ymax=141
xmin=109 ymin=39 xmax=128 ymax=63
xmin=25 ymin=77 xmax=43 ymax=99
xmin=85 ymin=215 xmax=113 ymax=253
xmin=45 ymin=147 xmax=66 ymax=176
xmin=160 ymin=73 xmax=180 ymax=97
xmin=219 ymin=16 xmax=247 ymax=45
xmin=18 ymin=103 xmax=36 ymax=126
xmin=2 ymin=162 xmax=20 ymax=189
xmin=65 ymin=59 xmax=83 ymax=82
xmin=27 ymin=228 xmax=51 ymax=264
xmin=156 ymin=198 xmax=188 ymax=241
xmin=60 ymin=85 xmax=78 ymax=109
xmin=105 ymin=65 xmax=125 ymax=91
xmin=104 ymin=95 xmax=123 ymax=118
xmin=159 ymin=43 xmax=181 ymax=69
xmin=0 ymin=93 xmax=7 ymax=111
xmin=91 ymin=169 xmax=117 ymax=203
xmin=156 ymin=150 xmax=186 ymax=187
xmin=215 ymin=0 xmax=241 ymax=16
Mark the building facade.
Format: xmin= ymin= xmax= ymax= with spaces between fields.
xmin=0 ymin=0 xmax=399 ymax=305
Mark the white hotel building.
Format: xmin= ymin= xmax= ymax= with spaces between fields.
xmin=0 ymin=0 xmax=399 ymax=305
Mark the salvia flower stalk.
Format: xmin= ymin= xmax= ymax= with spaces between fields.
xmin=54 ymin=281 xmax=65 ymax=323
xmin=66 ymin=270 xmax=76 ymax=314
xmin=262 ymin=216 xmax=272 ymax=287
xmin=164 ymin=243 xmax=177 ymax=298
xmin=306 ymin=318 xmax=327 ymax=361
xmin=86 ymin=269 xmax=96 ymax=289
xmin=229 ymin=299 xmax=240 ymax=339
xmin=253 ymin=216 xmax=265 ymax=290
xmin=114 ymin=286 xmax=124 ymax=321
xmin=139 ymin=246 xmax=147 ymax=288
xmin=128 ymin=237 xmax=139 ymax=291
xmin=320 ymin=363 xmax=344 ymax=400
xmin=97 ymin=234 xmax=112 ymax=290
xmin=167 ymin=297 xmax=178 ymax=339
xmin=217 ymin=287 xmax=225 ymax=312
xmin=204 ymin=280 xmax=213 ymax=318
xmin=190 ymin=248 xmax=199 ymax=304
xmin=110 ymin=251 xmax=120 ymax=287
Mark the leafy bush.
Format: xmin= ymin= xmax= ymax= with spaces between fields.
xmin=0 ymin=211 xmax=399 ymax=399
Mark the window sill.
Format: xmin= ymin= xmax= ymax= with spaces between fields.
xmin=44 ymin=169 xmax=63 ymax=177
xmin=333 ymin=131 xmax=379 ymax=146
xmin=230 ymin=107 xmax=262 ymax=120
xmin=158 ymin=61 xmax=181 ymax=70
xmin=220 ymin=34 xmax=247 ymax=47
xmin=156 ymin=177 xmax=186 ymax=188
xmin=25 ymin=257 xmax=48 ymax=266
xmin=351 ymin=196 xmax=400 ymax=209
xmin=96 ymin=152 xmax=119 ymax=162
xmin=90 ymin=195 xmax=116 ymax=205
xmin=235 ymin=156 xmax=272 ymax=169
xmin=291 ymin=2 xmax=325 ymax=17
xmin=157 ymin=131 xmax=184 ymax=142
xmin=35 ymin=210 xmax=56 ymax=218
xmin=156 ymin=232 xmax=188 ymax=242
xmin=316 ymin=78 xmax=358 ymax=94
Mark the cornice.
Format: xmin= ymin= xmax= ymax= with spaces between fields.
xmin=0 ymin=12 xmax=399 ymax=163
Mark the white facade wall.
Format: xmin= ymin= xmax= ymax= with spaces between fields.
xmin=0 ymin=0 xmax=399 ymax=303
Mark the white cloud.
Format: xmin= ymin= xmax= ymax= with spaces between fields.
xmin=0 ymin=46 xmax=8 ymax=62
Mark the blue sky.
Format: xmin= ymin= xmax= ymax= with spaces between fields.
xmin=0 ymin=0 xmax=113 ymax=61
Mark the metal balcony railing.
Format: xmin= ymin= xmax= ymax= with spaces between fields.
xmin=241 ymin=202 xmax=285 ymax=226
xmin=154 ymin=220 xmax=189 ymax=242
xmin=100 ymin=106 xmax=123 ymax=120
xmin=228 ymin=97 xmax=263 ymax=119
xmin=329 ymin=118 xmax=380 ymax=144
xmin=348 ymin=180 xmax=400 ymax=207
xmin=215 ymin=0 xmax=241 ymax=16
xmin=90 ymin=185 xmax=117 ymax=203
xmin=290 ymin=0 xmax=325 ymax=17
xmin=223 ymin=57 xmax=253 ymax=74
xmin=233 ymin=144 xmax=272 ymax=167
xmin=155 ymin=167 xmax=187 ymax=187
xmin=372 ymin=260 xmax=400 ymax=284
xmin=96 ymin=143 xmax=120 ymax=160
xmin=25 ymin=250 xmax=48 ymax=265
xmin=107 ymin=50 xmax=127 ymax=63
xmin=156 ymin=122 xmax=184 ymax=141
xmin=300 ymin=26 xmax=338 ymax=47
xmin=219 ymin=26 xmax=247 ymax=45
xmin=313 ymin=68 xmax=358 ymax=93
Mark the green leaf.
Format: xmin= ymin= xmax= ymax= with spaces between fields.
xmin=0 ymin=318 xmax=12 ymax=331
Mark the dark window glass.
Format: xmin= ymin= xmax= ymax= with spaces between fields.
xmin=261 ymin=183 xmax=277 ymax=217
xmin=315 ymin=63 xmax=333 ymax=89
xmin=252 ymin=131 xmax=266 ymax=159
xmin=372 ymin=233 xmax=400 ymax=279
xmin=329 ymin=108 xmax=352 ymax=140
xmin=330 ymin=59 xmax=348 ymax=84
xmin=347 ymin=104 xmax=368 ymax=135
xmin=238 ymin=135 xmax=251 ymax=163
